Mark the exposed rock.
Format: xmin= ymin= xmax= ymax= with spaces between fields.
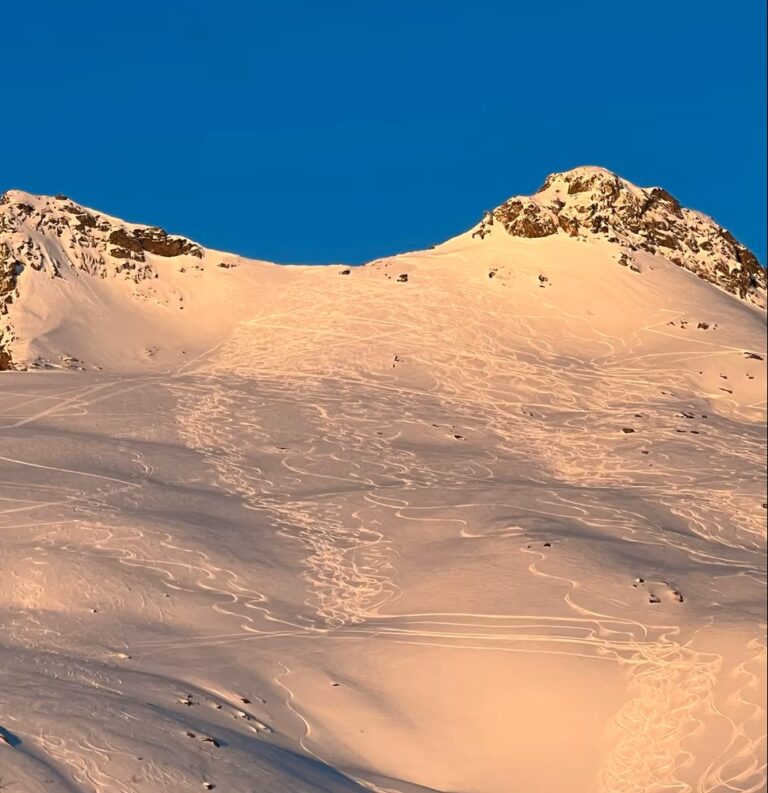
xmin=108 ymin=227 xmax=202 ymax=260
xmin=134 ymin=227 xmax=203 ymax=258
xmin=493 ymin=199 xmax=558 ymax=238
xmin=474 ymin=167 xmax=765 ymax=307
xmin=109 ymin=228 xmax=146 ymax=260
xmin=0 ymin=190 xmax=211 ymax=364
xmin=0 ymin=242 xmax=23 ymax=368
xmin=0 ymin=191 xmax=202 ymax=286
xmin=557 ymin=214 xmax=580 ymax=237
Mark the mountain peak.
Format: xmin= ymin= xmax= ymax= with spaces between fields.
xmin=471 ymin=167 xmax=764 ymax=306
xmin=536 ymin=165 xmax=630 ymax=194
xmin=0 ymin=189 xmax=216 ymax=369
xmin=2 ymin=173 xmax=765 ymax=371
xmin=1 ymin=188 xmax=78 ymax=211
xmin=0 ymin=188 xmax=204 ymax=279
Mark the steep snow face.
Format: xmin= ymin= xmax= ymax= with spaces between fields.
xmin=473 ymin=166 xmax=765 ymax=307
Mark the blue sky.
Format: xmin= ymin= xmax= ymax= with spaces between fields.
xmin=2 ymin=1 xmax=765 ymax=264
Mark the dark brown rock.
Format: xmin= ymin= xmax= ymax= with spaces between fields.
xmin=108 ymin=227 xmax=202 ymax=260
xmin=557 ymin=214 xmax=579 ymax=236
xmin=108 ymin=229 xmax=145 ymax=260
xmin=494 ymin=199 xmax=557 ymax=238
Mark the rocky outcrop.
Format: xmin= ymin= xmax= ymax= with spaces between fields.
xmin=0 ymin=242 xmax=23 ymax=369
xmin=1 ymin=171 xmax=764 ymax=369
xmin=108 ymin=228 xmax=146 ymax=260
xmin=494 ymin=199 xmax=559 ymax=238
xmin=0 ymin=190 xmax=203 ymax=281
xmin=0 ymin=190 xmax=208 ymax=368
xmin=109 ymin=227 xmax=203 ymax=260
xmin=473 ymin=167 xmax=765 ymax=306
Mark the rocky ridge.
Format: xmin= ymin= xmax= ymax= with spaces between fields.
xmin=0 ymin=190 xmax=206 ymax=368
xmin=1 ymin=169 xmax=765 ymax=370
xmin=473 ymin=166 xmax=765 ymax=305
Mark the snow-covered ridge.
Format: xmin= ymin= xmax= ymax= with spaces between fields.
xmin=1 ymin=168 xmax=764 ymax=371
xmin=473 ymin=166 xmax=765 ymax=305
xmin=0 ymin=189 xmax=204 ymax=282
xmin=0 ymin=189 xmax=246 ymax=369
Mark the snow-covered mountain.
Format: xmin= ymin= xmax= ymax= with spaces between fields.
xmin=0 ymin=168 xmax=765 ymax=793
xmin=1 ymin=166 xmax=764 ymax=371
xmin=0 ymin=188 xmax=243 ymax=370
xmin=476 ymin=166 xmax=764 ymax=303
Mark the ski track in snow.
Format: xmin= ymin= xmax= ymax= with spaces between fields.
xmin=1 ymin=238 xmax=766 ymax=792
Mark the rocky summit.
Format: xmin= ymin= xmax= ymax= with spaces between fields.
xmin=473 ymin=166 xmax=765 ymax=304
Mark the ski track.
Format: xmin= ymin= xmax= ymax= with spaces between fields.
xmin=1 ymin=266 xmax=765 ymax=792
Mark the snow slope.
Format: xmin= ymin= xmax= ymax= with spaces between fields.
xmin=0 ymin=169 xmax=765 ymax=792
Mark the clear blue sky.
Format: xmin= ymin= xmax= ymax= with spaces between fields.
xmin=2 ymin=1 xmax=765 ymax=264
